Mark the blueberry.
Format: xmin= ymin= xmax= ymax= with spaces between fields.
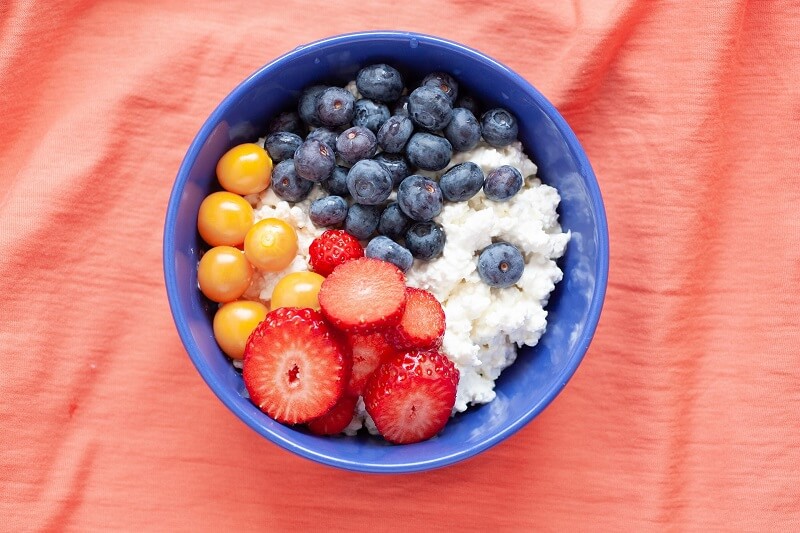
xmin=365 ymin=236 xmax=413 ymax=272
xmin=439 ymin=161 xmax=484 ymax=202
xmin=321 ymin=165 xmax=350 ymax=197
xmin=263 ymin=131 xmax=302 ymax=163
xmin=477 ymin=242 xmax=525 ymax=288
xmin=336 ymin=126 xmax=377 ymax=165
xmin=306 ymin=127 xmax=339 ymax=153
xmin=372 ymin=152 xmax=411 ymax=187
xmin=405 ymin=221 xmax=446 ymax=260
xmin=444 ymin=108 xmax=481 ymax=152
xmin=421 ymin=72 xmax=458 ymax=103
xmin=356 ymin=64 xmax=404 ymax=103
xmin=407 ymin=86 xmax=453 ymax=131
xmin=293 ymin=139 xmax=335 ymax=182
xmin=405 ymin=132 xmax=452 ymax=171
xmin=377 ymin=115 xmax=414 ymax=154
xmin=397 ymin=175 xmax=443 ymax=222
xmin=353 ymin=99 xmax=390 ymax=133
xmin=378 ymin=202 xmax=411 ymax=241
xmin=309 ymin=195 xmax=348 ymax=227
xmin=481 ymin=108 xmax=518 ymax=147
xmin=298 ymin=85 xmax=326 ymax=127
xmin=393 ymin=96 xmax=409 ymax=117
xmin=344 ymin=203 xmax=382 ymax=240
xmin=316 ymin=87 xmax=355 ymax=128
xmin=271 ymin=159 xmax=314 ymax=202
xmin=346 ymin=159 xmax=393 ymax=205
xmin=267 ymin=111 xmax=307 ymax=137
xmin=455 ymin=94 xmax=480 ymax=117
xmin=484 ymin=165 xmax=523 ymax=201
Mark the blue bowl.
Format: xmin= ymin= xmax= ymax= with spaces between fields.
xmin=164 ymin=31 xmax=608 ymax=473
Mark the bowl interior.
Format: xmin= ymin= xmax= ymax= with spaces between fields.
xmin=164 ymin=32 xmax=608 ymax=473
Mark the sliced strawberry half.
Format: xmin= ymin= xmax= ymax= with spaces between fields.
xmin=346 ymin=332 xmax=398 ymax=396
xmin=243 ymin=307 xmax=349 ymax=425
xmin=364 ymin=350 xmax=459 ymax=444
xmin=389 ymin=287 xmax=446 ymax=350
xmin=306 ymin=394 xmax=358 ymax=436
xmin=318 ymin=257 xmax=407 ymax=333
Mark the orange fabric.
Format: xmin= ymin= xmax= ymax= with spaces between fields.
xmin=2 ymin=1 xmax=799 ymax=530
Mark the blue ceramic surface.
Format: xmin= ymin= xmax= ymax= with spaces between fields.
xmin=164 ymin=31 xmax=609 ymax=473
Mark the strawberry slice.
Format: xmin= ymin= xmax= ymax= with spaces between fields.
xmin=390 ymin=287 xmax=446 ymax=350
xmin=306 ymin=395 xmax=358 ymax=435
xmin=346 ymin=332 xmax=397 ymax=396
xmin=364 ymin=350 xmax=459 ymax=444
xmin=243 ymin=307 xmax=349 ymax=424
xmin=318 ymin=257 xmax=407 ymax=333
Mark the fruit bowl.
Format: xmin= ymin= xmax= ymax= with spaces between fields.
xmin=163 ymin=31 xmax=608 ymax=473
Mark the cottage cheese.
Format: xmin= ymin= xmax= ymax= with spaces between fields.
xmin=407 ymin=142 xmax=569 ymax=412
xmin=240 ymin=139 xmax=568 ymax=431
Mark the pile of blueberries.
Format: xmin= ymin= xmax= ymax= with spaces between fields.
xmin=262 ymin=63 xmax=523 ymax=278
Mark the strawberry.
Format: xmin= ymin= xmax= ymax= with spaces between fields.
xmin=364 ymin=350 xmax=459 ymax=444
xmin=309 ymin=229 xmax=364 ymax=277
xmin=318 ymin=257 xmax=407 ymax=333
xmin=346 ymin=332 xmax=397 ymax=395
xmin=390 ymin=287 xmax=445 ymax=350
xmin=306 ymin=395 xmax=358 ymax=435
xmin=242 ymin=307 xmax=350 ymax=424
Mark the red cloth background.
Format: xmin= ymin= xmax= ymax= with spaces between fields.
xmin=2 ymin=1 xmax=799 ymax=530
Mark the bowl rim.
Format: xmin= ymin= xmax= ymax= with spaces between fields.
xmin=163 ymin=30 xmax=609 ymax=473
